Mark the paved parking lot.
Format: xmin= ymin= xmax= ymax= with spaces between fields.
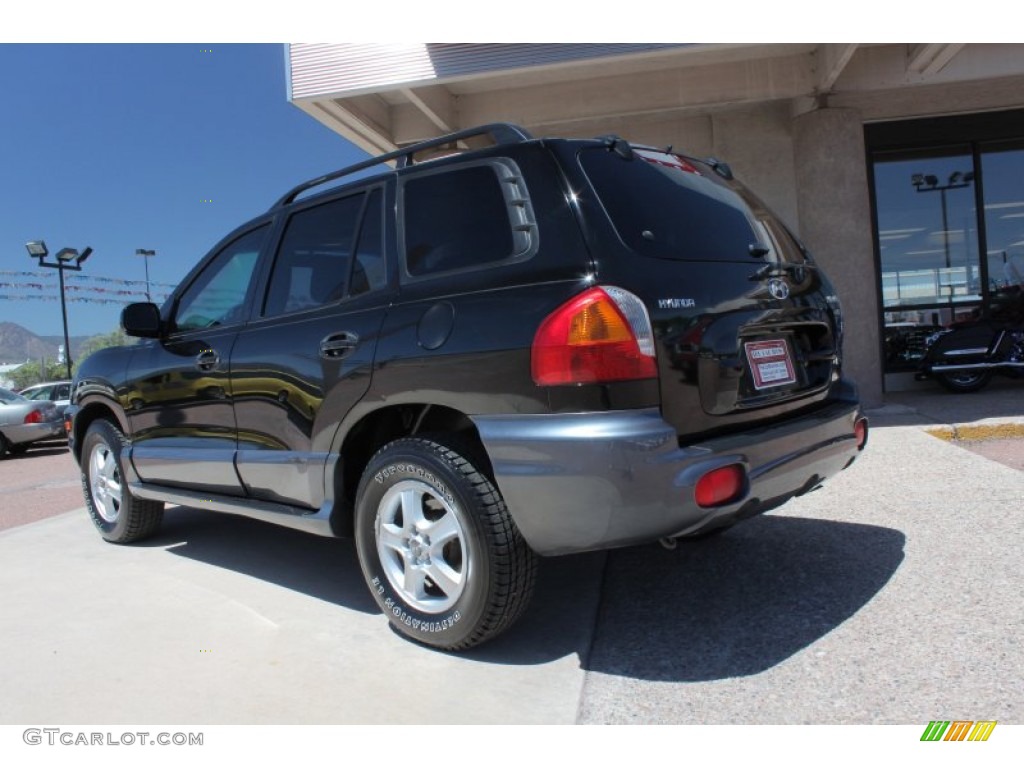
xmin=0 ymin=391 xmax=1021 ymax=724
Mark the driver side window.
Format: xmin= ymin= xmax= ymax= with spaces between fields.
xmin=174 ymin=226 xmax=268 ymax=333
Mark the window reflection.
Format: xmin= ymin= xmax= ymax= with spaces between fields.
xmin=874 ymin=149 xmax=980 ymax=308
xmin=981 ymin=144 xmax=1024 ymax=294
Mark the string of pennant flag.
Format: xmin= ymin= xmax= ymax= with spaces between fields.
xmin=0 ymin=294 xmax=171 ymax=305
xmin=0 ymin=270 xmax=178 ymax=289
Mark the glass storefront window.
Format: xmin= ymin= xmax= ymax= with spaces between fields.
xmin=873 ymin=148 xmax=981 ymax=309
xmin=981 ymin=144 xmax=1024 ymax=294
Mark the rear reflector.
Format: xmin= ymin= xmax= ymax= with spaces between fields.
xmin=694 ymin=465 xmax=746 ymax=508
xmin=854 ymin=417 xmax=869 ymax=451
xmin=532 ymin=286 xmax=657 ymax=386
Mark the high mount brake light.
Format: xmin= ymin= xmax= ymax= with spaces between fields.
xmin=532 ymin=286 xmax=657 ymax=386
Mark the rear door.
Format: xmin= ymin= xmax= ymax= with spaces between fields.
xmin=230 ymin=184 xmax=391 ymax=509
xmin=575 ymin=146 xmax=843 ymax=440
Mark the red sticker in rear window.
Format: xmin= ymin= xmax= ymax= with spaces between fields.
xmin=634 ymin=149 xmax=702 ymax=175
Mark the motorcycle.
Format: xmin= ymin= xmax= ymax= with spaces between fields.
xmin=917 ymin=288 xmax=1024 ymax=393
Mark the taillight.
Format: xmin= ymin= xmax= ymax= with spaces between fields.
xmin=23 ymin=409 xmax=44 ymax=425
xmin=694 ymin=465 xmax=746 ymax=508
xmin=532 ymin=286 xmax=657 ymax=386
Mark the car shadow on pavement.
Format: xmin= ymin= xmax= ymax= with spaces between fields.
xmin=139 ymin=505 xmax=607 ymax=664
xmin=140 ymin=507 xmax=380 ymax=615
xmin=582 ymin=514 xmax=906 ymax=682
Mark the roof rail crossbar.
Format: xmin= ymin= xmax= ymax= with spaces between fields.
xmin=271 ymin=123 xmax=534 ymax=210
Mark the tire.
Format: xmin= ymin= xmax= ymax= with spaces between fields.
xmin=0 ymin=433 xmax=9 ymax=459
xmin=80 ymin=419 xmax=164 ymax=543
xmin=354 ymin=436 xmax=537 ymax=651
xmin=935 ymin=369 xmax=992 ymax=393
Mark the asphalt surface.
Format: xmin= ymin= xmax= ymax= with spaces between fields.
xmin=0 ymin=384 xmax=1021 ymax=724
xmin=0 ymin=441 xmax=79 ymax=532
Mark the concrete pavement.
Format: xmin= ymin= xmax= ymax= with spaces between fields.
xmin=1 ymin=382 xmax=1021 ymax=724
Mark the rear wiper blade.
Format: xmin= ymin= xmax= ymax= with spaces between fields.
xmin=748 ymin=262 xmax=812 ymax=281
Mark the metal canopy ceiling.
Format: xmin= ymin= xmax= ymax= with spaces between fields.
xmin=286 ymin=43 xmax=1024 ymax=155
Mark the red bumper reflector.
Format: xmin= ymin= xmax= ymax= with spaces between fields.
xmin=854 ymin=417 xmax=868 ymax=451
xmin=694 ymin=464 xmax=746 ymax=508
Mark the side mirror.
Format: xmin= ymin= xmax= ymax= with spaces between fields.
xmin=122 ymin=302 xmax=162 ymax=338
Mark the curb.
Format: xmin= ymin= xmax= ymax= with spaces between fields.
xmin=925 ymin=423 xmax=1024 ymax=442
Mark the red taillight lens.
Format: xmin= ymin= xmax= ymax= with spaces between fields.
xmin=532 ymin=286 xmax=657 ymax=386
xmin=23 ymin=409 xmax=44 ymax=425
xmin=854 ymin=417 xmax=868 ymax=451
xmin=694 ymin=465 xmax=746 ymax=508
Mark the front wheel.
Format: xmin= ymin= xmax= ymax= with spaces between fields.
xmin=354 ymin=437 xmax=537 ymax=650
xmin=80 ymin=419 xmax=164 ymax=543
xmin=935 ymin=369 xmax=992 ymax=393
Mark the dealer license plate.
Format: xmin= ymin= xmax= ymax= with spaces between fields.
xmin=744 ymin=339 xmax=797 ymax=390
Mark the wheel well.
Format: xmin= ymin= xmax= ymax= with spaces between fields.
xmin=71 ymin=402 xmax=125 ymax=463
xmin=331 ymin=404 xmax=493 ymax=536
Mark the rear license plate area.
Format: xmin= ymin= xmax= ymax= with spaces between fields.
xmin=744 ymin=338 xmax=797 ymax=390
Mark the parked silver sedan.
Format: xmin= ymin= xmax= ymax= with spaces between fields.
xmin=18 ymin=380 xmax=72 ymax=418
xmin=0 ymin=387 xmax=64 ymax=458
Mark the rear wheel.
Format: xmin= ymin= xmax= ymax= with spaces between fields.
xmin=354 ymin=436 xmax=537 ymax=650
xmin=81 ymin=419 xmax=164 ymax=543
xmin=935 ymin=369 xmax=992 ymax=393
xmin=0 ymin=433 xmax=9 ymax=459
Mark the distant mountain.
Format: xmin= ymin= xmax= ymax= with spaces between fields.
xmin=0 ymin=323 xmax=89 ymax=365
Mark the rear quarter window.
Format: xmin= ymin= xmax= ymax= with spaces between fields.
xmin=400 ymin=159 xmax=537 ymax=278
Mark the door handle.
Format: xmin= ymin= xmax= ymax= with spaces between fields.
xmin=320 ymin=331 xmax=360 ymax=360
xmin=195 ymin=349 xmax=220 ymax=372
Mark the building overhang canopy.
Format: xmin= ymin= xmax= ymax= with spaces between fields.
xmin=287 ymin=43 xmax=1024 ymax=155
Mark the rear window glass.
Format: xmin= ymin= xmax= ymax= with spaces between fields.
xmin=579 ymin=147 xmax=761 ymax=261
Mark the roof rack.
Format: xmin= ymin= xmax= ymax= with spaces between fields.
xmin=271 ymin=123 xmax=534 ymax=210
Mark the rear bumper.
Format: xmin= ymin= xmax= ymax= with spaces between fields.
xmin=2 ymin=419 xmax=65 ymax=447
xmin=472 ymin=398 xmax=863 ymax=556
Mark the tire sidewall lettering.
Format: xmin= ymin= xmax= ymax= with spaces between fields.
xmin=356 ymin=445 xmax=484 ymax=646
xmin=373 ymin=463 xmax=455 ymax=506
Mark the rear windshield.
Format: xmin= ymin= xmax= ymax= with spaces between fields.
xmin=579 ymin=147 xmax=764 ymax=262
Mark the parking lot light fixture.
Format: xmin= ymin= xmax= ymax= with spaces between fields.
xmin=23 ymin=240 xmax=94 ymax=380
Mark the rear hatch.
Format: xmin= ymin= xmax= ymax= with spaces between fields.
xmin=574 ymin=144 xmax=844 ymax=440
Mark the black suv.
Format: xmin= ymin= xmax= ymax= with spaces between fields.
xmin=68 ymin=124 xmax=867 ymax=650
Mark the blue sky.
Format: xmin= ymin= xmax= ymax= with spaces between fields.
xmin=0 ymin=44 xmax=367 ymax=338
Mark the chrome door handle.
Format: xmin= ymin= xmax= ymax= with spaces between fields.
xmin=195 ymin=349 xmax=220 ymax=372
xmin=320 ymin=331 xmax=359 ymax=360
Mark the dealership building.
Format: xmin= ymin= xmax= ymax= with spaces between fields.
xmin=285 ymin=43 xmax=1024 ymax=405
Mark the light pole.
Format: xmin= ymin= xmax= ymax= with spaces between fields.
xmin=912 ymin=171 xmax=974 ymax=295
xmin=25 ymin=240 xmax=93 ymax=380
xmin=136 ymin=248 xmax=156 ymax=301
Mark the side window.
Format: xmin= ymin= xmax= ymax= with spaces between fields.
xmin=263 ymin=194 xmax=364 ymax=317
xmin=55 ymin=384 xmax=71 ymax=400
xmin=26 ymin=386 xmax=51 ymax=400
xmin=402 ymin=160 xmax=536 ymax=277
xmin=174 ymin=226 xmax=267 ymax=333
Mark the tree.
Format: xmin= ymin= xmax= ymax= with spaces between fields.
xmin=7 ymin=359 xmax=68 ymax=390
xmin=76 ymin=328 xmax=132 ymax=365
xmin=6 ymin=328 xmax=134 ymax=390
